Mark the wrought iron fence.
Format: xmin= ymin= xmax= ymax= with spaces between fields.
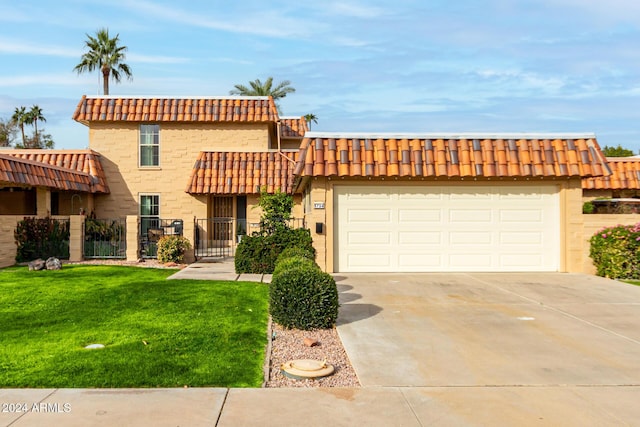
xmin=84 ymin=218 xmax=126 ymax=259
xmin=194 ymin=217 xmax=306 ymax=260
xmin=139 ymin=218 xmax=184 ymax=258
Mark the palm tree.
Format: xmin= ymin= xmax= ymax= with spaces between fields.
xmin=11 ymin=106 xmax=27 ymax=146
xmin=230 ymin=77 xmax=295 ymax=111
xmin=304 ymin=113 xmax=318 ymax=130
xmin=26 ymin=105 xmax=46 ymax=144
xmin=74 ymin=28 xmax=132 ymax=95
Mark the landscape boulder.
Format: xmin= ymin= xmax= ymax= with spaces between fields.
xmin=28 ymin=259 xmax=46 ymax=271
xmin=45 ymin=257 xmax=62 ymax=270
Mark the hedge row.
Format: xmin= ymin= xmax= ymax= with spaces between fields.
xmin=234 ymin=228 xmax=315 ymax=274
xmin=590 ymin=223 xmax=640 ymax=279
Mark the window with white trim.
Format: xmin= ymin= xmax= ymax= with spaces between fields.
xmin=140 ymin=194 xmax=160 ymax=236
xmin=139 ymin=124 xmax=160 ymax=167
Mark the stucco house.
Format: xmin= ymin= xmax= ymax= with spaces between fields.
xmin=1 ymin=95 xmax=626 ymax=273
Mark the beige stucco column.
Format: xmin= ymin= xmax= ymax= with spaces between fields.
xmin=36 ymin=188 xmax=51 ymax=216
xmin=68 ymin=215 xmax=85 ymax=262
xmin=126 ymin=215 xmax=140 ymax=261
xmin=183 ymin=217 xmax=195 ymax=264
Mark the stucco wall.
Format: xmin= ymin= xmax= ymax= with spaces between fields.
xmin=303 ymin=178 xmax=586 ymax=273
xmin=582 ymin=214 xmax=640 ymax=274
xmin=87 ymin=122 xmax=275 ymax=248
xmin=0 ymin=216 xmax=20 ymax=268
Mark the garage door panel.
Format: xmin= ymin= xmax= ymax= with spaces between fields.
xmin=449 ymin=231 xmax=492 ymax=245
xmin=499 ymin=209 xmax=542 ymax=222
xmin=347 ymin=231 xmax=391 ymax=245
xmin=450 ymin=209 xmax=492 ymax=222
xmin=398 ymin=209 xmax=441 ymax=222
xmin=449 ymin=253 xmax=493 ymax=268
xmin=399 ymin=253 xmax=443 ymax=268
xmin=335 ymin=185 xmax=559 ymax=272
xmin=348 ymin=209 xmax=391 ymax=223
xmin=399 ymin=231 xmax=442 ymax=244
xmin=500 ymin=232 xmax=543 ymax=244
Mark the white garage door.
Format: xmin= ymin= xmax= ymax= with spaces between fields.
xmin=334 ymin=185 xmax=560 ymax=272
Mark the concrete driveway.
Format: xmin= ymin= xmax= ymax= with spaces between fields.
xmin=335 ymin=272 xmax=640 ymax=424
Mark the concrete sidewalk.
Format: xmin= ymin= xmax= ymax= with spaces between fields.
xmin=166 ymin=258 xmax=272 ymax=283
xmin=3 ymin=385 xmax=638 ymax=426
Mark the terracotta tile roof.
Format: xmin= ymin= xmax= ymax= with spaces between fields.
xmin=73 ymin=96 xmax=279 ymax=125
xmin=7 ymin=149 xmax=109 ymax=193
xmin=280 ymin=117 xmax=308 ymax=138
xmin=582 ymin=157 xmax=640 ymax=190
xmin=186 ymin=151 xmax=298 ymax=194
xmin=294 ymin=133 xmax=610 ymax=179
xmin=0 ymin=153 xmax=100 ymax=193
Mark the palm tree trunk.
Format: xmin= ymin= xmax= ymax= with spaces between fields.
xmin=102 ymin=67 xmax=110 ymax=95
xmin=33 ymin=119 xmax=38 ymax=146
xmin=20 ymin=125 xmax=25 ymax=146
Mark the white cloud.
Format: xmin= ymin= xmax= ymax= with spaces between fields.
xmin=127 ymin=53 xmax=190 ymax=64
xmin=0 ymin=74 xmax=91 ymax=88
xmin=321 ymin=2 xmax=387 ymax=18
xmin=0 ymin=38 xmax=78 ymax=57
xmin=117 ymin=0 xmax=321 ymax=39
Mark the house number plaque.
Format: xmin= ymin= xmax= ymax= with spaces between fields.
xmin=314 ymin=202 xmax=325 ymax=209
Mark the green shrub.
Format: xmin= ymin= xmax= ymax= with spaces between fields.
xmin=257 ymin=189 xmax=294 ymax=235
xmin=273 ymin=255 xmax=318 ymax=277
xmin=277 ymin=246 xmax=316 ymax=264
xmin=589 ymin=223 xmax=640 ymax=279
xmin=269 ymin=265 xmax=339 ymax=330
xmin=14 ymin=217 xmax=70 ymax=262
xmin=582 ymin=201 xmax=595 ymax=214
xmin=235 ymin=228 xmax=315 ymax=274
xmin=157 ymin=235 xmax=192 ymax=263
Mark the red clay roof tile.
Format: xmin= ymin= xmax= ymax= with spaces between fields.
xmin=582 ymin=157 xmax=640 ymax=190
xmin=73 ymin=96 xmax=279 ymax=124
xmin=294 ymin=133 xmax=609 ymax=179
xmin=0 ymin=153 xmax=95 ymax=192
xmin=1 ymin=150 xmax=109 ymax=193
xmin=186 ymin=151 xmax=298 ymax=195
xmin=280 ymin=117 xmax=308 ymax=138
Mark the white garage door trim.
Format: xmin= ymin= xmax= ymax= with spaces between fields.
xmin=334 ymin=185 xmax=560 ymax=272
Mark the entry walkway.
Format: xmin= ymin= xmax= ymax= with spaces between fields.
xmin=167 ymin=257 xmax=272 ymax=283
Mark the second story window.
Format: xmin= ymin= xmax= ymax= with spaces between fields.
xmin=139 ymin=124 xmax=160 ymax=167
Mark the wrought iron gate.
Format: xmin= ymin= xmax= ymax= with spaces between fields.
xmin=194 ymin=218 xmax=236 ymax=259
xmin=84 ymin=218 xmax=126 ymax=259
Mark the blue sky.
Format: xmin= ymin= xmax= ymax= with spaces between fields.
xmin=1 ymin=0 xmax=640 ymax=152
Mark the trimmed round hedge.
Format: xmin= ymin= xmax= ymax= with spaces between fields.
xmin=269 ymin=265 xmax=339 ymax=330
xmin=273 ymin=255 xmax=318 ymax=277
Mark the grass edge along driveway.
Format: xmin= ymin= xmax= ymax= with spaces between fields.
xmin=0 ymin=265 xmax=269 ymax=388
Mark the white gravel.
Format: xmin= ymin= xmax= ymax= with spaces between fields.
xmin=265 ymin=322 xmax=360 ymax=388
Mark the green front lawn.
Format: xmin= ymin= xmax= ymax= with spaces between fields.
xmin=0 ymin=265 xmax=269 ymax=388
xmin=623 ymin=280 xmax=640 ymax=286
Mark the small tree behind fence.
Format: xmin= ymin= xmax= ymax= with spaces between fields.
xmin=14 ymin=217 xmax=70 ymax=262
xmin=84 ymin=218 xmax=126 ymax=259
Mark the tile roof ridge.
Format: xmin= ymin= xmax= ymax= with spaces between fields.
xmin=81 ymin=95 xmax=272 ymax=100
xmin=0 ymin=153 xmax=93 ymax=177
xmin=6 ymin=149 xmax=94 ymax=154
xmin=605 ymin=156 xmax=640 ymax=161
xmin=303 ymin=132 xmax=598 ymax=139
